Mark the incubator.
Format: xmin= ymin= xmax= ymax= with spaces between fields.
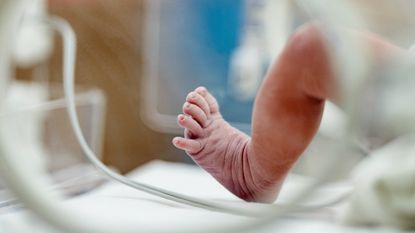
xmin=0 ymin=0 xmax=415 ymax=232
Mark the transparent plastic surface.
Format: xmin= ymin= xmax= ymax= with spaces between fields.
xmin=0 ymin=82 xmax=107 ymax=213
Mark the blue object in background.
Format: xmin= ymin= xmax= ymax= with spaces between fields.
xmin=158 ymin=0 xmax=253 ymax=132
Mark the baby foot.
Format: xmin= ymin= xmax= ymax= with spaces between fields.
xmin=172 ymin=87 xmax=279 ymax=202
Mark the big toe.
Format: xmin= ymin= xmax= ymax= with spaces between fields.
xmin=172 ymin=137 xmax=203 ymax=155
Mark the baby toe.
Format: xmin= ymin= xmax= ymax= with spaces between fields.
xmin=172 ymin=137 xmax=203 ymax=154
xmin=183 ymin=102 xmax=208 ymax=127
xmin=195 ymin=86 xmax=219 ymax=114
xmin=177 ymin=114 xmax=203 ymax=137
xmin=186 ymin=92 xmax=210 ymax=117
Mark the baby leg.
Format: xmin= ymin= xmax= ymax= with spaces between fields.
xmin=248 ymin=24 xmax=334 ymax=202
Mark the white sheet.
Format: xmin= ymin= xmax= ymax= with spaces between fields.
xmin=0 ymin=160 xmax=404 ymax=233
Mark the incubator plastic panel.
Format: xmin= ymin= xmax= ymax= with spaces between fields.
xmin=142 ymin=0 xmax=255 ymax=134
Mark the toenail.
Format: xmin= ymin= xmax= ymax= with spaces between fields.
xmin=196 ymin=87 xmax=206 ymax=93
xmin=179 ymin=115 xmax=185 ymax=121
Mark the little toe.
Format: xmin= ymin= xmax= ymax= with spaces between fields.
xmin=177 ymin=114 xmax=203 ymax=137
xmin=172 ymin=137 xmax=203 ymax=154
xmin=183 ymin=102 xmax=208 ymax=127
xmin=186 ymin=92 xmax=210 ymax=117
xmin=195 ymin=86 xmax=219 ymax=114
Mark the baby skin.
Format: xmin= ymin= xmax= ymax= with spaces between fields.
xmin=172 ymin=23 xmax=403 ymax=203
